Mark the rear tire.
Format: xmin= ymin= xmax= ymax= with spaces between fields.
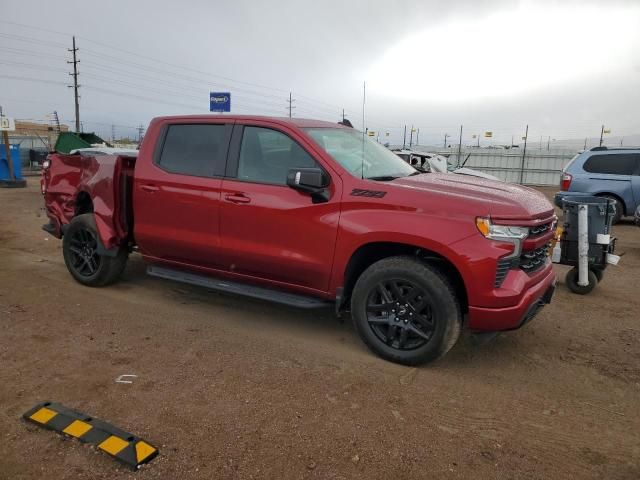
xmin=565 ymin=267 xmax=597 ymax=295
xmin=350 ymin=256 xmax=462 ymax=365
xmin=62 ymin=214 xmax=128 ymax=287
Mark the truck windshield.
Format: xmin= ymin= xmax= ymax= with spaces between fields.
xmin=305 ymin=128 xmax=417 ymax=180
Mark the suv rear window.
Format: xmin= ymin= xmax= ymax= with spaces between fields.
xmin=158 ymin=124 xmax=231 ymax=177
xmin=583 ymin=154 xmax=640 ymax=175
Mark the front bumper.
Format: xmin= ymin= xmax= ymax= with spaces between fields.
xmin=468 ymin=267 xmax=556 ymax=331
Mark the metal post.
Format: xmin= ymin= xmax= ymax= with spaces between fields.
xmin=416 ymin=128 xmax=419 ymax=146
xmin=599 ymin=125 xmax=604 ymax=147
xmin=519 ymin=125 xmax=528 ymax=185
xmin=457 ymin=125 xmax=463 ymax=167
xmin=578 ymin=204 xmax=589 ymax=286
xmin=409 ymin=125 xmax=414 ymax=148
xmin=2 ymin=130 xmax=15 ymax=181
xmin=402 ymin=125 xmax=406 ymax=149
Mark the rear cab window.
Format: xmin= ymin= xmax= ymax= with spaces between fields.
xmin=157 ymin=124 xmax=232 ymax=177
xmin=583 ymin=153 xmax=640 ymax=175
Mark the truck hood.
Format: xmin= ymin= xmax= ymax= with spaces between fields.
xmin=391 ymin=173 xmax=554 ymax=222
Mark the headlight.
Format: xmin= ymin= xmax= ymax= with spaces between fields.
xmin=476 ymin=217 xmax=528 ymax=258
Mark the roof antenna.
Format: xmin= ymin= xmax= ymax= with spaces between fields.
xmin=361 ymin=80 xmax=366 ymax=179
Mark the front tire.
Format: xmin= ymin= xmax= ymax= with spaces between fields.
xmin=350 ymin=256 xmax=462 ymax=365
xmin=62 ymin=214 xmax=128 ymax=287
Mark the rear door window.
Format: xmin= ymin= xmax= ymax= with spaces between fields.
xmin=157 ymin=124 xmax=231 ymax=177
xmin=583 ymin=154 xmax=640 ymax=175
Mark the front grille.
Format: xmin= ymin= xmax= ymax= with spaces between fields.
xmin=519 ymin=244 xmax=550 ymax=273
xmin=529 ymin=222 xmax=552 ymax=238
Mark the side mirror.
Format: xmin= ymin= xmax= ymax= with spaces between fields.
xmin=286 ymin=168 xmax=330 ymax=203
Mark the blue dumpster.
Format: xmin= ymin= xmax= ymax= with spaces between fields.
xmin=0 ymin=145 xmax=22 ymax=180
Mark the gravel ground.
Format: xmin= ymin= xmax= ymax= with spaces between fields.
xmin=0 ymin=183 xmax=639 ymax=479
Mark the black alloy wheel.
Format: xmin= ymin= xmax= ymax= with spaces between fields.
xmin=67 ymin=228 xmax=102 ymax=277
xmin=366 ymin=280 xmax=435 ymax=350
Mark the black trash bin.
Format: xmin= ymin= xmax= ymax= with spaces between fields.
xmin=557 ymin=196 xmax=616 ymax=294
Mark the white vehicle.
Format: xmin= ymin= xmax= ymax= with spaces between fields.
xmin=391 ymin=149 xmax=501 ymax=181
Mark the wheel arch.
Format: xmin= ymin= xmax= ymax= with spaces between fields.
xmin=74 ymin=190 xmax=94 ymax=216
xmin=341 ymin=241 xmax=468 ymax=314
xmin=594 ymin=192 xmax=626 ymax=215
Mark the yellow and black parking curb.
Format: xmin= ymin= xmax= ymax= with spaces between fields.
xmin=22 ymin=402 xmax=158 ymax=470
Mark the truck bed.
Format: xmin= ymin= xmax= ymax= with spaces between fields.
xmin=42 ymin=152 xmax=136 ymax=251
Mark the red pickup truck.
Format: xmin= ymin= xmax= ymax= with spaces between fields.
xmin=41 ymin=115 xmax=556 ymax=365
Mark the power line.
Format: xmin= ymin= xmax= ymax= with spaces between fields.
xmin=1 ymin=20 xmax=360 ymax=120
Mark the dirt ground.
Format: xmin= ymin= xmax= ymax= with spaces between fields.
xmin=0 ymin=183 xmax=639 ymax=480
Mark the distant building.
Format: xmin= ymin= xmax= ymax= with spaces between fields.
xmin=6 ymin=121 xmax=71 ymax=169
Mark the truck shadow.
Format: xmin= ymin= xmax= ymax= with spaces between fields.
xmin=115 ymin=255 xmax=538 ymax=370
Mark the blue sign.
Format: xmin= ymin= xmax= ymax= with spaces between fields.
xmin=209 ymin=92 xmax=231 ymax=112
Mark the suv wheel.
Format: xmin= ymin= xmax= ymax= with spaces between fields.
xmin=351 ymin=256 xmax=461 ymax=365
xmin=62 ymin=214 xmax=128 ymax=287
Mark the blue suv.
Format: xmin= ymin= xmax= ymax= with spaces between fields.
xmin=555 ymin=147 xmax=640 ymax=224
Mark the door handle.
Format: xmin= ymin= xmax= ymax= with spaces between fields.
xmin=141 ymin=184 xmax=159 ymax=193
xmin=224 ymin=193 xmax=251 ymax=204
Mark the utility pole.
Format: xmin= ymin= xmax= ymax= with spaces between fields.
xmin=599 ymin=125 xmax=604 ymax=147
xmin=444 ymin=133 xmax=450 ymax=148
xmin=409 ymin=125 xmax=414 ymax=148
xmin=111 ymin=124 xmax=116 ymax=144
xmin=137 ymin=124 xmax=145 ymax=144
xmin=547 ymin=135 xmax=550 ymax=151
xmin=457 ymin=125 xmax=463 ymax=167
xmin=519 ymin=125 xmax=529 ymax=185
xmin=402 ymin=125 xmax=407 ymax=149
xmin=416 ymin=128 xmax=419 ymax=146
xmin=67 ymin=36 xmax=80 ymax=133
xmin=287 ymin=92 xmax=295 ymax=118
xmin=511 ymin=135 xmax=514 ymax=147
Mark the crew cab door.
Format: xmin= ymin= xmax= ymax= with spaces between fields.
xmin=219 ymin=123 xmax=341 ymax=293
xmin=134 ymin=121 xmax=233 ymax=268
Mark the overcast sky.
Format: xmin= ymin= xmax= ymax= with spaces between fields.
xmin=2 ymin=0 xmax=639 ymax=146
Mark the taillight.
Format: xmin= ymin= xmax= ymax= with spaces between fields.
xmin=560 ymin=173 xmax=572 ymax=191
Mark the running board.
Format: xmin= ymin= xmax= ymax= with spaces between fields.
xmin=147 ymin=265 xmax=331 ymax=309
